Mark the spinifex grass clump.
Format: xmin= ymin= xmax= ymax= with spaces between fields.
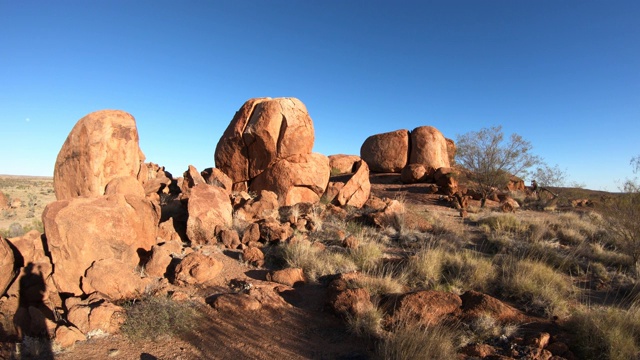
xmin=121 ymin=296 xmax=204 ymax=341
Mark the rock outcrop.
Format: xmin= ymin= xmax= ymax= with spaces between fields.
xmin=409 ymin=126 xmax=450 ymax=170
xmin=186 ymin=184 xmax=233 ymax=244
xmin=324 ymin=160 xmax=371 ymax=208
xmin=360 ymin=129 xmax=409 ymax=173
xmin=0 ymin=236 xmax=15 ymax=296
xmin=250 ymin=153 xmax=330 ymax=206
xmin=53 ymin=110 xmax=145 ymax=200
xmin=42 ymin=193 xmax=160 ymax=297
xmin=328 ymin=154 xmax=362 ymax=175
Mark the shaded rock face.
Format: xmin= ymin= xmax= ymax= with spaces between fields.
xmin=324 ymin=160 xmax=371 ymax=208
xmin=328 ymin=154 xmax=362 ymax=175
xmin=360 ymin=129 xmax=410 ymax=173
xmin=53 ymin=110 xmax=145 ymax=201
xmin=0 ymin=236 xmax=16 ymax=296
xmin=186 ymin=184 xmax=233 ymax=245
xmin=409 ymin=126 xmax=450 ymax=170
xmin=42 ymin=193 xmax=160 ymax=296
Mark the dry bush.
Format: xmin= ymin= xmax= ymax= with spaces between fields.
xmin=350 ymin=240 xmax=384 ymax=272
xmin=569 ymin=303 xmax=640 ymax=360
xmin=478 ymin=213 xmax=529 ymax=235
xmin=500 ymin=257 xmax=575 ymax=318
xmin=377 ymin=322 xmax=461 ymax=360
xmin=121 ymin=296 xmax=204 ymax=341
xmin=355 ymin=268 xmax=407 ymax=297
xmin=407 ymin=246 xmax=496 ymax=292
xmin=463 ymin=313 xmax=518 ymax=344
xmin=281 ymin=240 xmax=357 ymax=281
xmin=576 ymin=242 xmax=634 ymax=270
xmin=346 ymin=306 xmax=384 ymax=338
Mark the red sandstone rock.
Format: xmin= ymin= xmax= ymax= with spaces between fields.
xmin=409 ymin=126 xmax=450 ymax=170
xmin=186 ymin=184 xmax=232 ymax=245
xmin=334 ymin=160 xmax=371 ymax=208
xmin=250 ymin=153 xmax=330 ymax=206
xmin=360 ymin=129 xmax=409 ymax=173
xmin=104 ymin=176 xmax=146 ymax=198
xmin=328 ymin=154 xmax=362 ymax=175
xmin=53 ymin=110 xmax=145 ymax=200
xmin=174 ymin=252 xmax=224 ymax=286
xmin=387 ymin=290 xmax=462 ymax=327
xmin=42 ymin=194 xmax=160 ymax=296
xmin=201 ymin=167 xmax=233 ymax=193
xmin=0 ymin=236 xmax=15 ymax=296
xmin=266 ymin=268 xmax=305 ymax=287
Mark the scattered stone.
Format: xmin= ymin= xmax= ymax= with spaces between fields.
xmin=174 ymin=252 xmax=223 ymax=286
xmin=54 ymin=325 xmax=86 ymax=348
xmin=385 ymin=290 xmax=462 ymax=327
xmin=220 ymin=229 xmax=241 ymax=249
xmin=400 ymin=163 xmax=429 ymax=184
xmin=242 ymin=247 xmax=265 ymax=267
xmin=266 ymin=268 xmax=305 ymax=287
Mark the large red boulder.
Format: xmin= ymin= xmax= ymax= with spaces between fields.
xmin=42 ymin=194 xmax=160 ymax=296
xmin=360 ymin=129 xmax=409 ymax=173
xmin=0 ymin=236 xmax=15 ymax=296
xmin=215 ymin=98 xmax=315 ymax=191
xmin=186 ymin=184 xmax=233 ymax=245
xmin=409 ymin=126 xmax=450 ymax=170
xmin=53 ymin=110 xmax=145 ymax=200
xmin=250 ymin=153 xmax=330 ymax=206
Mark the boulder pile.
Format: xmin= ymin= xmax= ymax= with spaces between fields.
xmin=0 ymin=98 xmax=482 ymax=353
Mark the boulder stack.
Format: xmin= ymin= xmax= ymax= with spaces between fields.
xmin=215 ymin=98 xmax=330 ymax=206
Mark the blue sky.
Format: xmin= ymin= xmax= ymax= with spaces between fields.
xmin=1 ymin=1 xmax=638 ymax=191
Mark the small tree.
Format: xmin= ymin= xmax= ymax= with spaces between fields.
xmin=456 ymin=126 xmax=540 ymax=207
xmin=532 ymin=163 xmax=567 ymax=188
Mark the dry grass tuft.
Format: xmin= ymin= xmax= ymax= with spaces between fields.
xmin=281 ymin=241 xmax=357 ymax=281
xmin=121 ymin=296 xmax=204 ymax=341
xmin=500 ymin=257 xmax=575 ymax=318
xmin=346 ymin=306 xmax=384 ymax=338
xmin=377 ymin=322 xmax=461 ymax=360
xmin=569 ymin=303 xmax=640 ymax=360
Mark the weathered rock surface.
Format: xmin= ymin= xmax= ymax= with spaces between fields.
xmin=445 ymin=138 xmax=456 ymax=165
xmin=42 ymin=194 xmax=160 ymax=296
xmin=266 ymin=268 xmax=305 ymax=287
xmin=331 ymin=160 xmax=371 ymax=208
xmin=0 ymin=236 xmax=16 ymax=296
xmin=328 ymin=154 xmax=362 ymax=175
xmin=360 ymin=129 xmax=409 ymax=173
xmin=400 ymin=164 xmax=429 ymax=184
xmin=409 ymin=126 xmax=450 ymax=170
xmin=67 ymin=295 xmax=125 ymax=335
xmin=215 ymin=98 xmax=316 ymax=192
xmin=82 ymin=258 xmax=151 ymax=301
xmin=174 ymin=252 xmax=223 ymax=286
xmin=386 ymin=290 xmax=462 ymax=326
xmin=186 ymin=184 xmax=233 ymax=245
xmin=104 ymin=176 xmax=146 ymax=198
xmin=250 ymin=153 xmax=330 ymax=206
xmin=53 ymin=110 xmax=145 ymax=200
xmin=201 ymin=167 xmax=233 ymax=193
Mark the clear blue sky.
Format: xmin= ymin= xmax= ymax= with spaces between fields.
xmin=2 ymin=1 xmax=638 ymax=191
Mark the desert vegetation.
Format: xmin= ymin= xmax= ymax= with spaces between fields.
xmin=3 ymin=105 xmax=640 ymax=360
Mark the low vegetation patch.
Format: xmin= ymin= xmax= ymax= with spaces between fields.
xmin=121 ymin=296 xmax=204 ymax=341
xmin=569 ymin=303 xmax=640 ymax=360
